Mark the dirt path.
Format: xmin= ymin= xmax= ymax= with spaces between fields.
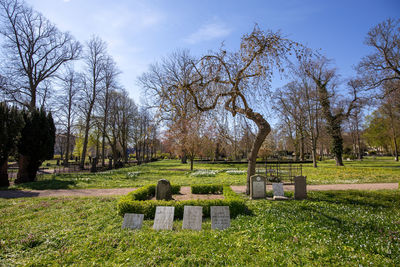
xmin=0 ymin=183 xmax=398 ymax=199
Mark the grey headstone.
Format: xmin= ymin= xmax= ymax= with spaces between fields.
xmin=153 ymin=206 xmax=174 ymax=230
xmin=250 ymin=175 xmax=266 ymax=199
xmin=182 ymin=206 xmax=203 ymax=230
xmin=156 ymin=179 xmax=172 ymax=200
xmin=294 ymin=176 xmax=307 ymax=200
xmin=211 ymin=206 xmax=230 ymax=230
xmin=272 ymin=183 xmax=284 ymax=197
xmin=122 ymin=213 xmax=144 ymax=230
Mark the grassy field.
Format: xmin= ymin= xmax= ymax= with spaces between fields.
xmin=1 ymin=190 xmax=399 ymax=265
xmin=5 ymin=157 xmax=399 ymax=190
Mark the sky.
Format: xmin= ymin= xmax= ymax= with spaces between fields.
xmin=27 ymin=0 xmax=400 ymax=104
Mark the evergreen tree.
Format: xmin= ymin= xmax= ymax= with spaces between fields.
xmin=15 ymin=108 xmax=55 ymax=183
xmin=0 ymin=102 xmax=24 ymax=187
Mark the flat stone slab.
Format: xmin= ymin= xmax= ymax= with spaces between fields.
xmin=182 ymin=206 xmax=203 ymax=230
xmin=153 ymin=206 xmax=174 ymax=230
xmin=272 ymin=183 xmax=284 ymax=197
xmin=122 ymin=213 xmax=144 ymax=230
xmin=211 ymin=206 xmax=230 ymax=230
xmin=156 ymin=179 xmax=172 ymax=200
xmin=273 ymin=196 xmax=289 ymax=201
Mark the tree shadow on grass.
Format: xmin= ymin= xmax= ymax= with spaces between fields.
xmin=308 ymin=190 xmax=400 ymax=209
xmin=13 ymin=179 xmax=77 ymax=190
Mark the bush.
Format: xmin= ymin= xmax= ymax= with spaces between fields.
xmin=191 ymin=184 xmax=223 ymax=194
xmin=117 ymin=185 xmax=248 ymax=219
xmin=126 ymin=184 xmax=181 ymax=200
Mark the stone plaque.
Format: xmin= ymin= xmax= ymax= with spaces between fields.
xmin=182 ymin=206 xmax=203 ymax=230
xmin=272 ymin=183 xmax=284 ymax=197
xmin=153 ymin=206 xmax=174 ymax=230
xmin=294 ymin=176 xmax=307 ymax=200
xmin=156 ymin=179 xmax=172 ymax=200
xmin=122 ymin=213 xmax=144 ymax=230
xmin=211 ymin=206 xmax=230 ymax=230
xmin=250 ymin=175 xmax=266 ymax=199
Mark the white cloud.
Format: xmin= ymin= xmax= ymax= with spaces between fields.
xmin=184 ymin=22 xmax=232 ymax=44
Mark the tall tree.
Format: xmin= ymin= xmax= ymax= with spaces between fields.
xmin=302 ymin=55 xmax=358 ymax=166
xmin=79 ymin=36 xmax=106 ymax=169
xmin=55 ymin=67 xmax=81 ymax=166
xmin=0 ymin=0 xmax=81 ymax=109
xmin=358 ymin=18 xmax=400 ymax=94
xmin=139 ymin=50 xmax=199 ymax=164
xmin=100 ymin=56 xmax=120 ymax=166
xmin=0 ymin=102 xmax=23 ymax=186
xmin=186 ymin=28 xmax=301 ymax=194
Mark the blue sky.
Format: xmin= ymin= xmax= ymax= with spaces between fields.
xmin=27 ymin=0 xmax=399 ymax=103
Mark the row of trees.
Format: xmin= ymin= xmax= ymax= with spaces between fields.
xmin=140 ymin=18 xmax=400 ymax=193
xmin=1 ymin=0 xmax=398 ymax=193
xmin=0 ymin=0 xmax=159 ymax=186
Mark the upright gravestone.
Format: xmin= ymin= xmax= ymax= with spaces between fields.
xmin=294 ymin=176 xmax=307 ymax=200
xmin=272 ymin=182 xmax=288 ymax=200
xmin=272 ymin=183 xmax=284 ymax=197
xmin=250 ymin=175 xmax=266 ymax=199
xmin=156 ymin=179 xmax=173 ymax=200
xmin=211 ymin=206 xmax=230 ymax=230
xmin=153 ymin=206 xmax=174 ymax=230
xmin=182 ymin=206 xmax=203 ymax=230
xmin=122 ymin=213 xmax=144 ymax=230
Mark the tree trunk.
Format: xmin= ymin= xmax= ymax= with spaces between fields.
xmin=15 ymin=155 xmax=39 ymax=183
xmin=246 ymin=121 xmax=271 ymax=195
xmin=181 ymin=151 xmax=187 ymax=164
xmin=190 ymin=157 xmax=194 ymax=171
xmin=80 ymin=111 xmax=92 ymax=169
xmin=0 ymin=159 xmax=9 ymax=187
xmin=64 ymin=127 xmax=71 ymax=167
xmin=311 ymin=140 xmax=318 ymax=168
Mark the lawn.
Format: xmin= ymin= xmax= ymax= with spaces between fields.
xmin=6 ymin=157 xmax=400 ymax=190
xmin=1 ymin=190 xmax=399 ymax=265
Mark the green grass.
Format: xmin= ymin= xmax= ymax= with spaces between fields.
xmin=5 ymin=157 xmax=400 ymax=190
xmin=1 ymin=190 xmax=399 ymax=265
xmin=303 ymin=157 xmax=400 ymax=184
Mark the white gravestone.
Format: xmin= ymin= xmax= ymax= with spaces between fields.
xmin=211 ymin=206 xmax=230 ymax=230
xmin=153 ymin=206 xmax=174 ymax=230
xmin=182 ymin=206 xmax=203 ymax=230
xmin=250 ymin=175 xmax=266 ymax=199
xmin=122 ymin=213 xmax=144 ymax=230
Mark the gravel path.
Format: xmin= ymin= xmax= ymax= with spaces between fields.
xmin=0 ymin=183 xmax=398 ymax=199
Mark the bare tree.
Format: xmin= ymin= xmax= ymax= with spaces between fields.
xmin=302 ymin=55 xmax=359 ymax=166
xmin=185 ymin=27 xmax=301 ymax=194
xmin=0 ymin=0 xmax=81 ymax=110
xmin=139 ymin=50 xmax=199 ymax=164
xmin=55 ymin=66 xmax=81 ymax=166
xmin=358 ymin=18 xmax=400 ymax=94
xmin=99 ymin=56 xmax=120 ymax=166
xmin=79 ymin=36 xmax=106 ymax=169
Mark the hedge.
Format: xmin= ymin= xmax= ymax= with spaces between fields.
xmin=191 ymin=184 xmax=223 ymax=194
xmin=126 ymin=184 xmax=181 ymax=201
xmin=117 ymin=186 xmax=248 ymax=219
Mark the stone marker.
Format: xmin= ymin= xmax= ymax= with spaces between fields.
xmin=211 ymin=206 xmax=230 ymax=230
xmin=272 ymin=183 xmax=284 ymax=197
xmin=273 ymin=195 xmax=289 ymax=201
xmin=250 ymin=175 xmax=266 ymax=199
xmin=156 ymin=179 xmax=173 ymax=200
xmin=153 ymin=206 xmax=174 ymax=230
xmin=294 ymin=176 xmax=307 ymax=200
xmin=182 ymin=206 xmax=203 ymax=230
xmin=122 ymin=213 xmax=144 ymax=230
